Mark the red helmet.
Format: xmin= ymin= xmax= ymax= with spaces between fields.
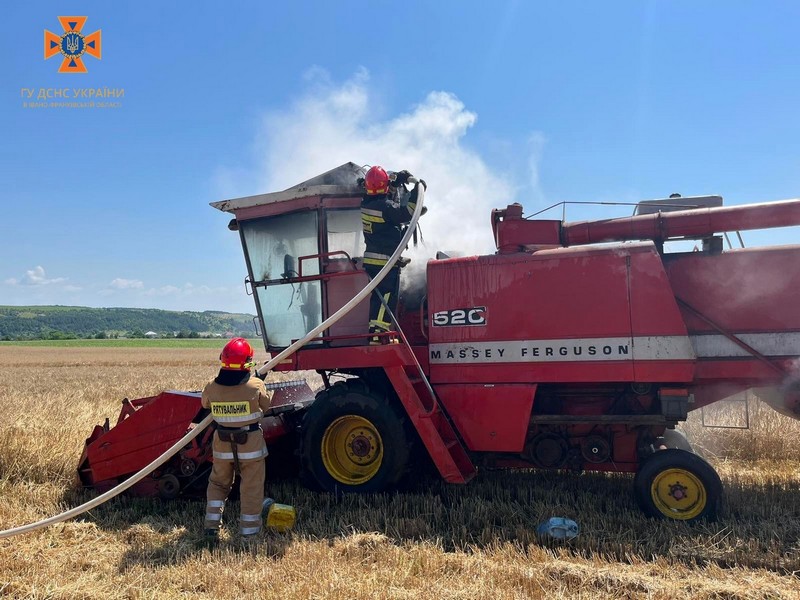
xmin=365 ymin=166 xmax=389 ymax=195
xmin=220 ymin=337 xmax=255 ymax=370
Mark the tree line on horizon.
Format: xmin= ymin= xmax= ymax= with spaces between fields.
xmin=0 ymin=306 xmax=256 ymax=341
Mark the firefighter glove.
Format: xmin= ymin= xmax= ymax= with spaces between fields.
xmin=392 ymin=170 xmax=411 ymax=186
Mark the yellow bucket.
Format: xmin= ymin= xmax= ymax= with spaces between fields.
xmin=263 ymin=498 xmax=296 ymax=532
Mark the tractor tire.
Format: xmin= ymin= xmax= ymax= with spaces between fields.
xmin=634 ymin=449 xmax=722 ymax=522
xmin=300 ymin=380 xmax=410 ymax=493
xmin=658 ymin=428 xmax=693 ymax=452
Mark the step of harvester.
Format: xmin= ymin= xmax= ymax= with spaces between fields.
xmin=384 ymin=365 xmax=477 ymax=484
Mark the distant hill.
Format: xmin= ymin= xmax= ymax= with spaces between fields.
xmin=0 ymin=306 xmax=257 ymax=340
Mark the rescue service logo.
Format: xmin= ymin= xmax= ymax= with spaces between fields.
xmin=44 ymin=16 xmax=101 ymax=73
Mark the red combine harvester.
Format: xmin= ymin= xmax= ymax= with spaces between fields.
xmin=80 ymin=163 xmax=800 ymax=521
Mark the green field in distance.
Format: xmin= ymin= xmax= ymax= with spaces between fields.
xmin=0 ymin=338 xmax=262 ymax=348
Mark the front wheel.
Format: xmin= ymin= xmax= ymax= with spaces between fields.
xmin=300 ymin=381 xmax=410 ymax=493
xmin=657 ymin=428 xmax=693 ymax=452
xmin=634 ymin=449 xmax=722 ymax=522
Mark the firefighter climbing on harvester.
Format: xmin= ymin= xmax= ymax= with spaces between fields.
xmin=360 ymin=165 xmax=426 ymax=344
xmin=202 ymin=337 xmax=273 ymax=542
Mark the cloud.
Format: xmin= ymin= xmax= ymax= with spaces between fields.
xmin=143 ymin=285 xmax=181 ymax=297
xmin=109 ymin=278 xmax=144 ymax=290
xmin=141 ymin=283 xmax=238 ymax=298
xmin=244 ymin=69 xmax=531 ymax=257
xmin=4 ymin=266 xmax=67 ymax=286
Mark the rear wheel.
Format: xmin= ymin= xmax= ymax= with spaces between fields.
xmin=634 ymin=449 xmax=722 ymax=522
xmin=300 ymin=380 xmax=410 ymax=493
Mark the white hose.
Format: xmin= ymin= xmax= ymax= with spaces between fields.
xmin=0 ymin=182 xmax=425 ymax=539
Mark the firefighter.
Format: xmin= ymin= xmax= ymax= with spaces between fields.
xmin=202 ymin=337 xmax=273 ymax=542
xmin=360 ymin=165 xmax=426 ymax=343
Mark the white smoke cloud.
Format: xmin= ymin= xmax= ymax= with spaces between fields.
xmin=527 ymin=132 xmax=547 ymax=206
xmin=248 ymin=68 xmax=533 ymax=258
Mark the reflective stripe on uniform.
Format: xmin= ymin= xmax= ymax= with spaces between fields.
xmin=213 ymin=410 xmax=263 ymax=424
xmin=361 ymin=212 xmax=385 ymax=223
xmin=240 ymin=525 xmax=262 ymax=535
xmin=205 ymin=512 xmax=222 ymax=521
xmin=240 ymin=513 xmax=261 ymax=523
xmin=363 ymin=251 xmax=391 ymax=266
xmin=206 ymin=500 xmax=225 ymax=508
xmin=376 ymin=292 xmax=391 ymax=325
xmin=369 ymin=319 xmax=392 ymax=332
xmin=213 ymin=447 xmax=269 ymax=461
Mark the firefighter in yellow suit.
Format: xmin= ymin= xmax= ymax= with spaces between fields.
xmin=202 ymin=337 xmax=273 ymax=541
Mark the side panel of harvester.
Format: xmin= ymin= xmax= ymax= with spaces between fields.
xmin=425 ymin=241 xmax=694 ymax=455
xmin=426 ymin=242 xmax=694 ymax=385
xmin=663 ymin=245 xmax=800 ymax=413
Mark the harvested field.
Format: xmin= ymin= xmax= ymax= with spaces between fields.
xmin=0 ymin=346 xmax=799 ymax=599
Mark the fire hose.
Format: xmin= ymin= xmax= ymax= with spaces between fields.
xmin=0 ymin=180 xmax=426 ymax=539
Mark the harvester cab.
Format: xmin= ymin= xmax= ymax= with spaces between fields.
xmin=79 ymin=163 xmax=800 ymax=524
xmin=214 ymin=162 xmax=377 ymax=349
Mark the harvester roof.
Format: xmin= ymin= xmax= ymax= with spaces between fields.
xmin=210 ymin=162 xmax=365 ymax=214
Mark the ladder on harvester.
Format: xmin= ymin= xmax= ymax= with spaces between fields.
xmin=384 ymin=360 xmax=476 ymax=483
xmin=376 ymin=300 xmax=476 ymax=484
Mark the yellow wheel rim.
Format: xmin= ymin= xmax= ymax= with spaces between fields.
xmin=321 ymin=415 xmax=383 ymax=485
xmin=650 ymin=467 xmax=707 ymax=520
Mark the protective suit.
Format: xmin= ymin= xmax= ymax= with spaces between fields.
xmin=202 ymin=339 xmax=273 ymax=539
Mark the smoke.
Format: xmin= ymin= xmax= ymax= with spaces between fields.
xmin=252 ymin=69 xmax=519 ymax=259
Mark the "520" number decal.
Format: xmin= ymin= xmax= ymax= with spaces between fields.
xmin=432 ymin=307 xmax=487 ymax=327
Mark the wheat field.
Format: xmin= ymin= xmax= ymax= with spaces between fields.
xmin=0 ymin=346 xmax=799 ymax=599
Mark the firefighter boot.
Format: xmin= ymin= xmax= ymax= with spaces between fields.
xmin=368 ymin=324 xmax=389 ymax=345
xmin=202 ymin=528 xmax=219 ymax=547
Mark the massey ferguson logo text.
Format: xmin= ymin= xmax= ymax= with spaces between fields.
xmin=428 ymin=335 xmax=704 ymax=364
xmin=432 ymin=307 xmax=487 ymax=327
xmin=44 ymin=17 xmax=102 ymax=73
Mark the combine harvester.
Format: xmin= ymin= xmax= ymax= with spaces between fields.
xmin=80 ymin=163 xmax=800 ymax=522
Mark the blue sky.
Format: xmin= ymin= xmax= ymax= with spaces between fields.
xmin=2 ymin=1 xmax=799 ymax=314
